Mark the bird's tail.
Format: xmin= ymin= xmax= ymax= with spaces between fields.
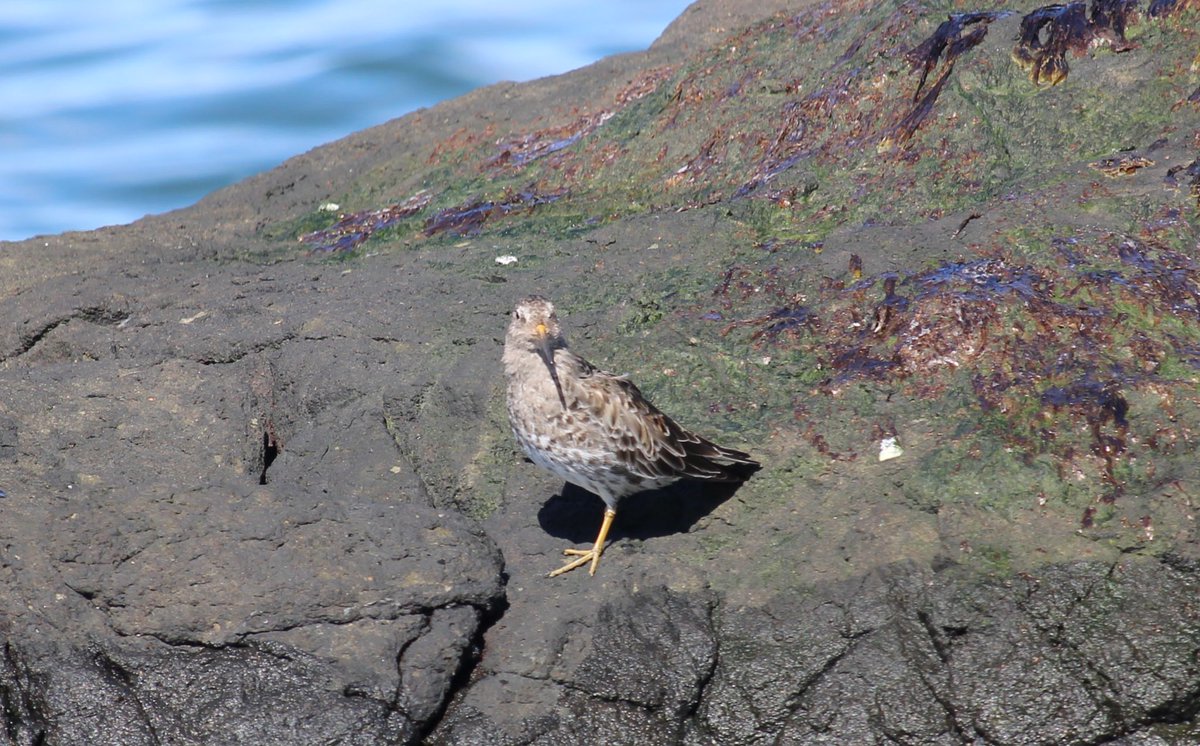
xmin=684 ymin=435 xmax=761 ymax=482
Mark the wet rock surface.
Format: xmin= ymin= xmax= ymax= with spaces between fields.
xmin=4 ymin=0 xmax=1200 ymax=743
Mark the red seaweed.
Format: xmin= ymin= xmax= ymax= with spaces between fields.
xmin=1012 ymin=0 xmax=1138 ymax=87
xmin=300 ymin=191 xmax=432 ymax=252
xmin=423 ymin=187 xmax=567 ymax=237
xmin=881 ymin=12 xmax=1004 ymax=148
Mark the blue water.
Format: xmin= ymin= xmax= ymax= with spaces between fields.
xmin=0 ymin=1 xmax=690 ymax=241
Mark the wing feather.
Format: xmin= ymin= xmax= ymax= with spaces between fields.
xmin=559 ymin=350 xmax=759 ymax=482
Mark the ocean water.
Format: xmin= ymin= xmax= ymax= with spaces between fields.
xmin=0 ymin=0 xmax=690 ymax=241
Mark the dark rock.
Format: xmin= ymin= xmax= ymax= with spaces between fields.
xmin=0 ymin=260 xmax=506 ymax=742
xmin=690 ymin=560 xmax=1200 ymax=744
xmin=429 ymin=584 xmax=718 ymax=745
xmin=430 ymin=561 xmax=1200 ymax=744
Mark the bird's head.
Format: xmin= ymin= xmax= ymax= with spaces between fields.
xmin=510 ymin=296 xmax=564 ymax=347
xmin=508 ymin=296 xmax=570 ymax=405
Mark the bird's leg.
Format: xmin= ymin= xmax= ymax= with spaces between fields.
xmin=548 ymin=508 xmax=616 ymax=577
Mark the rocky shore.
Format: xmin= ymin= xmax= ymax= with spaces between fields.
xmin=3 ymin=0 xmax=1199 ymax=742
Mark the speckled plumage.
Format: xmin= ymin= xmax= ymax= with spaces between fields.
xmin=503 ymin=295 xmax=759 ymax=576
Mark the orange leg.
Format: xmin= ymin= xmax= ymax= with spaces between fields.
xmin=548 ymin=508 xmax=617 ymax=577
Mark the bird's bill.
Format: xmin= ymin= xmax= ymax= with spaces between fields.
xmin=533 ymin=323 xmax=556 ymax=374
xmin=533 ymin=322 xmax=568 ymax=407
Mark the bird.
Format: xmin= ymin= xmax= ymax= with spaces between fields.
xmin=502 ymin=295 xmax=760 ymax=577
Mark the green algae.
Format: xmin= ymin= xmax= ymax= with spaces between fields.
xmin=454 ymin=393 xmax=519 ymax=521
xmin=275 ymin=0 xmax=1198 ymax=261
xmin=261 ymin=0 xmax=1200 ymax=579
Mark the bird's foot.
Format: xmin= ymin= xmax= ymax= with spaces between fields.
xmin=548 ymin=546 xmax=604 ymax=577
xmin=547 ymin=508 xmax=616 ymax=578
